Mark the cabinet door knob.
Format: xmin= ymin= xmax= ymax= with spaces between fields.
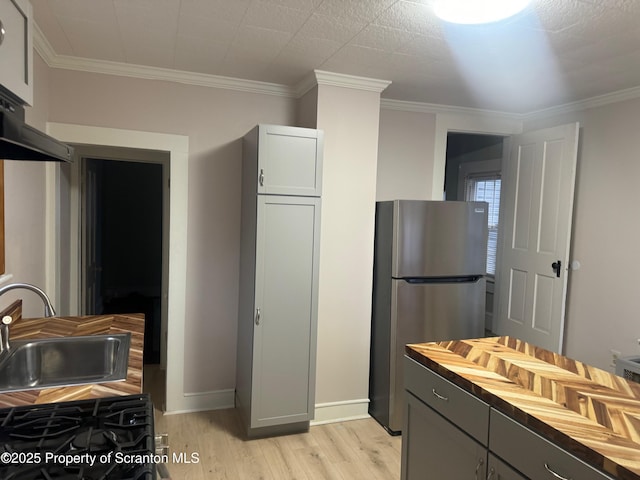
xmin=255 ymin=308 xmax=261 ymax=325
xmin=259 ymin=169 xmax=264 ymax=186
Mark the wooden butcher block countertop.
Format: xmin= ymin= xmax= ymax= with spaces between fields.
xmin=407 ymin=336 xmax=640 ymax=480
xmin=0 ymin=300 xmax=144 ymax=407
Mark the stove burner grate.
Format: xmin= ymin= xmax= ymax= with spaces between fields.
xmin=0 ymin=394 xmax=156 ymax=480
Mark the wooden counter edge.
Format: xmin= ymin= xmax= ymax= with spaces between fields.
xmin=405 ymin=337 xmax=640 ymax=480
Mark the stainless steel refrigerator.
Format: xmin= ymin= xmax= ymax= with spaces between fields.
xmin=369 ymin=200 xmax=488 ymax=434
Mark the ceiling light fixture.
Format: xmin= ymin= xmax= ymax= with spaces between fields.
xmin=433 ymin=0 xmax=531 ymax=24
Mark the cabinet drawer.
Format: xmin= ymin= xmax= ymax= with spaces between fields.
xmin=490 ymin=409 xmax=614 ymax=480
xmin=404 ymin=356 xmax=489 ymax=445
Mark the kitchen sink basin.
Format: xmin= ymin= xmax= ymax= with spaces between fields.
xmin=0 ymin=333 xmax=131 ymax=393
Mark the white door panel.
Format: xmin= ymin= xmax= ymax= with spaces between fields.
xmin=495 ymin=123 xmax=579 ymax=352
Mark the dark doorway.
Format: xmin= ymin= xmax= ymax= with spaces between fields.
xmin=444 ymin=133 xmax=505 ymax=200
xmin=84 ymin=158 xmax=163 ymax=364
xmin=444 ymin=133 xmax=505 ymax=335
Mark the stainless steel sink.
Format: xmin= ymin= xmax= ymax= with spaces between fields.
xmin=0 ymin=333 xmax=131 ymax=393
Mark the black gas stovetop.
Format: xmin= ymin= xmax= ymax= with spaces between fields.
xmin=0 ymin=394 xmax=156 ymax=480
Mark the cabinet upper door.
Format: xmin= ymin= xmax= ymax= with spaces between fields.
xmin=257 ymin=124 xmax=323 ymax=196
xmin=0 ymin=0 xmax=33 ymax=105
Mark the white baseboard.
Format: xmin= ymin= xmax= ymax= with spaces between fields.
xmin=163 ymin=388 xmax=235 ymax=415
xmin=164 ymin=390 xmax=370 ymax=426
xmin=311 ymin=398 xmax=370 ymax=425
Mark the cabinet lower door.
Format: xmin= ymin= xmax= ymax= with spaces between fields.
xmin=402 ymin=392 xmax=487 ymax=480
xmin=251 ymin=196 xmax=321 ymax=428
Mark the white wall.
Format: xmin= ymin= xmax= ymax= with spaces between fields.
xmin=376 ymin=108 xmax=437 ymax=201
xmin=0 ymin=55 xmax=50 ymax=319
xmin=314 ymin=83 xmax=383 ymax=421
xmin=45 ymin=67 xmax=296 ymax=399
xmin=523 ymin=99 xmax=640 ymax=370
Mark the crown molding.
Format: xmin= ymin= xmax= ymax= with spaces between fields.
xmin=523 ymin=85 xmax=640 ymax=120
xmin=294 ymin=72 xmax=319 ymax=98
xmin=34 ymin=22 xmax=640 ymax=116
xmin=380 ymin=98 xmax=524 ymax=120
xmin=295 ymin=70 xmax=392 ymax=98
xmin=296 ymin=70 xmax=392 ymax=97
xmin=33 ymin=23 xmax=295 ymax=98
xmin=315 ymin=70 xmax=392 ymax=92
xmin=32 ymin=22 xmax=57 ymax=62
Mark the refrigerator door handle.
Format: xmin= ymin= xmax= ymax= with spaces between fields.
xmin=402 ymin=275 xmax=483 ymax=284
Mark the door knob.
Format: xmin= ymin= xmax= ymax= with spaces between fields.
xmin=551 ymin=260 xmax=561 ymax=278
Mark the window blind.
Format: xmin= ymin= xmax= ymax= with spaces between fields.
xmin=465 ymin=175 xmax=501 ymax=276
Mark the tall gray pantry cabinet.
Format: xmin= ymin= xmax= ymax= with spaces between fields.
xmin=236 ymin=124 xmax=323 ymax=437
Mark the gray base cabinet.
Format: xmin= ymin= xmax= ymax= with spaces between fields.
xmin=488 ymin=454 xmax=527 ymax=480
xmin=402 ymin=356 xmax=615 ymax=480
xmin=403 ymin=392 xmax=487 ymax=480
xmin=489 ymin=409 xmax=614 ymax=480
xmin=236 ymin=125 xmax=322 ymax=437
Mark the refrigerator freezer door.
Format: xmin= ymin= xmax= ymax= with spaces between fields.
xmin=392 ymin=200 xmax=488 ymax=278
xmin=387 ymin=277 xmax=485 ymax=433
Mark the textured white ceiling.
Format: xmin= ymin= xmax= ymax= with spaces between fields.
xmin=30 ymin=0 xmax=640 ymax=113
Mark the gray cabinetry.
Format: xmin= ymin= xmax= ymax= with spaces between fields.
xmin=402 ymin=356 xmax=616 ymax=480
xmin=404 ymin=356 xmax=489 ymax=443
xmin=402 ymin=391 xmax=487 ymax=480
xmin=0 ymin=0 xmax=33 ymax=105
xmin=236 ymin=124 xmax=322 ymax=437
xmin=490 ymin=410 xmax=614 ymax=480
xmin=402 ymin=356 xmax=489 ymax=480
xmin=487 ymin=454 xmax=527 ymax=480
xmin=246 ymin=124 xmax=323 ymax=196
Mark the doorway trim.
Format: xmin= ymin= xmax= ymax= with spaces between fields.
xmin=46 ymin=122 xmax=188 ymax=413
xmin=431 ymin=113 xmax=523 ymax=200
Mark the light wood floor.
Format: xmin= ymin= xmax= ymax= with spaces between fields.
xmin=143 ymin=366 xmax=402 ymax=480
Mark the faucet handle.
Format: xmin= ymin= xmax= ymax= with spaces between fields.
xmin=2 ymin=315 xmax=12 ymax=325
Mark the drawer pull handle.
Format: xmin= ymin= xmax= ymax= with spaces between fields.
xmin=432 ymin=388 xmax=449 ymax=401
xmin=544 ymin=463 xmax=571 ymax=480
xmin=474 ymin=458 xmax=484 ymax=479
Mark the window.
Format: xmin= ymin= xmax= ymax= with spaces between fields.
xmin=465 ymin=174 xmax=501 ymax=276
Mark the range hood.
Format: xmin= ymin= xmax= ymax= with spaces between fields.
xmin=0 ymin=88 xmax=73 ymax=163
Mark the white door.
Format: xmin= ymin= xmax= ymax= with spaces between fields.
xmin=494 ymin=123 xmax=579 ymax=352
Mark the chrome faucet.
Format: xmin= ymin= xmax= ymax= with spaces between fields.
xmin=1 ymin=315 xmax=12 ymax=354
xmin=0 ymin=283 xmax=57 ymax=355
